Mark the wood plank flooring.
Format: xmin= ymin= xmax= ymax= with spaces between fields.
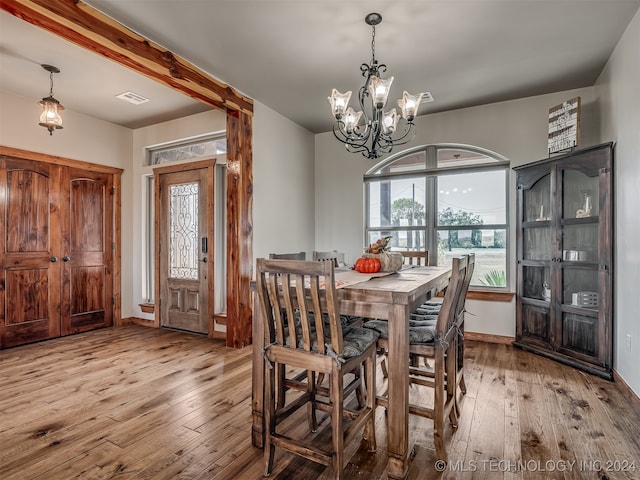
xmin=1 ymin=325 xmax=639 ymax=480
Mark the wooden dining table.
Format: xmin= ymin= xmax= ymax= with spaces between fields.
xmin=251 ymin=265 xmax=451 ymax=480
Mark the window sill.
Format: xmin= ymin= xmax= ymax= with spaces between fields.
xmin=467 ymin=289 xmax=515 ymax=302
xmin=139 ymin=303 xmax=155 ymax=314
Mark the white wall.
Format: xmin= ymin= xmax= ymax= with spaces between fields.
xmin=595 ymin=8 xmax=640 ymax=395
xmin=315 ymin=86 xmax=598 ymax=338
xmin=253 ymin=101 xmax=316 ymax=262
xmin=0 ymin=91 xmax=131 ymax=168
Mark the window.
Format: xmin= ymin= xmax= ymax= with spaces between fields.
xmin=365 ymin=144 xmax=510 ymax=288
xmin=147 ymin=134 xmax=227 ymax=166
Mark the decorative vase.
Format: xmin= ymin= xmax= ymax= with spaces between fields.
xmin=363 ymin=251 xmax=404 ymax=272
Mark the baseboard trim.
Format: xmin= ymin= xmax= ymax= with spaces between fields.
xmin=613 ymin=369 xmax=640 ymax=408
xmin=465 ymin=331 xmax=515 ymax=345
xmin=121 ymin=317 xmax=155 ymax=327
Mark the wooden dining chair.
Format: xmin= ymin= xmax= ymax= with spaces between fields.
xmin=410 ymin=253 xmax=475 ymax=415
xmin=364 ymin=255 xmax=468 ymax=462
xmin=269 ymin=251 xmax=306 ymax=260
xmin=375 ymin=249 xmax=430 ymax=378
xmin=397 ymin=249 xmax=429 ymax=266
xmin=312 ymin=250 xmax=360 ymax=388
xmin=312 ymin=250 xmax=345 ymax=268
xmin=256 ymin=258 xmax=379 ymax=479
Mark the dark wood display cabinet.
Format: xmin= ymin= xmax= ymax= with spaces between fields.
xmin=513 ymin=142 xmax=613 ymax=379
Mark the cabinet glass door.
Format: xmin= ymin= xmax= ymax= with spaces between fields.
xmin=560 ymin=168 xmax=599 ymax=308
xmin=522 ymin=174 xmax=552 ymax=261
xmin=523 ymin=174 xmax=551 ymax=223
xmin=562 ymin=170 xmax=599 ymax=220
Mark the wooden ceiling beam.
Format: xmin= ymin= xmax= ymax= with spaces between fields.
xmin=0 ymin=0 xmax=254 ymax=116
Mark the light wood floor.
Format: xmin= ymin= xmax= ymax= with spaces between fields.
xmin=1 ymin=325 xmax=639 ymax=480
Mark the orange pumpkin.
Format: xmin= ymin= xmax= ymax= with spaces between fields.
xmin=354 ymin=257 xmax=381 ymax=273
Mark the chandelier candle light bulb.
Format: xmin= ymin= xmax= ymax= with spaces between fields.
xmin=328 ymin=12 xmax=426 ymax=159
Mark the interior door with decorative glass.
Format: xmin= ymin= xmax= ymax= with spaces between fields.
xmin=156 ymin=165 xmax=213 ymax=334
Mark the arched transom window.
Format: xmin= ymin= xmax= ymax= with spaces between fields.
xmin=364 ymin=144 xmax=510 ymax=288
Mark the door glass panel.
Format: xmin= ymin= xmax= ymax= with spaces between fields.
xmin=523 ymin=174 xmax=550 ymax=222
xmin=169 ymin=182 xmax=199 ymax=280
xmin=562 ymin=224 xmax=597 ymax=262
xmin=522 ymin=265 xmax=550 ymax=300
xmin=523 ymin=227 xmax=551 ymax=260
xmin=563 ymin=267 xmax=598 ymax=309
xmin=562 ymin=169 xmax=598 ymax=219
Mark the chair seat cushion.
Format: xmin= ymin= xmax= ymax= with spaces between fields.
xmin=363 ymin=319 xmax=436 ymax=345
xmin=414 ymin=305 xmax=441 ymax=314
xmin=339 ymin=327 xmax=379 ymax=359
xmin=281 ymin=312 xmax=378 ymax=360
xmin=422 ymin=301 xmax=443 ymax=307
xmin=410 ymin=313 xmax=438 ymax=322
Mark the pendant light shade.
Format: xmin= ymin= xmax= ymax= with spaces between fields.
xmin=39 ymin=64 xmax=64 ymax=135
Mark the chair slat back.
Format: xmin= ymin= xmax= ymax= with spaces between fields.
xmin=268 ymin=252 xmax=306 ymax=260
xmin=398 ymin=250 xmax=429 ymax=266
xmin=256 ymin=258 xmax=343 ymax=356
xmin=312 ymin=250 xmax=344 ymax=268
xmin=435 ymin=256 xmax=468 ymax=338
xmin=454 ymin=253 xmax=475 ymax=326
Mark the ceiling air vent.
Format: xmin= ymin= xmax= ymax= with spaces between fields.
xmin=421 ymin=92 xmax=434 ymax=103
xmin=115 ymin=91 xmax=150 ymax=105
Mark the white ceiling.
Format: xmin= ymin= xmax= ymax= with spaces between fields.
xmin=2 ymin=1 xmax=639 ymax=133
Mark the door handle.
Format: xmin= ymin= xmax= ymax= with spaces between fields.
xmin=63 ymin=256 xmax=71 ymax=262
xmin=199 ymin=257 xmax=208 ymax=263
xmin=50 ymin=256 xmax=58 ymax=262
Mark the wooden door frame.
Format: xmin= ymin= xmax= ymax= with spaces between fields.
xmin=153 ymin=160 xmax=217 ymax=337
xmin=0 ymin=146 xmax=123 ymax=326
xmin=1 ymin=0 xmax=254 ymax=348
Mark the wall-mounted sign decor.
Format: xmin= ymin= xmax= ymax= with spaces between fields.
xmin=548 ymin=96 xmax=580 ymax=154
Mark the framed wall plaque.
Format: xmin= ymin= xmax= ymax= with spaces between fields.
xmin=548 ymin=97 xmax=580 ymax=154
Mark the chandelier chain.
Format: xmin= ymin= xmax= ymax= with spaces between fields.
xmin=49 ymin=71 xmax=55 ymax=96
xmin=371 ymin=24 xmax=376 ymax=62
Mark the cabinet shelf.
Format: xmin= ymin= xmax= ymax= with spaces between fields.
xmin=523 ymin=220 xmax=551 ymax=228
xmin=561 ymin=304 xmax=599 ymax=317
xmin=514 ymin=142 xmax=613 ymax=380
xmin=562 ymin=217 xmax=599 ymax=226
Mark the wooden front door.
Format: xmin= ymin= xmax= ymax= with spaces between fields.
xmin=157 ymin=166 xmax=212 ymax=334
xmin=60 ymin=167 xmax=114 ymax=335
xmin=0 ymin=158 xmax=61 ymax=347
xmin=0 ymin=153 xmax=117 ymax=348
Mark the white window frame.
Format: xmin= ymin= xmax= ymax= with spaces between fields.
xmin=364 ymin=143 xmax=511 ymax=289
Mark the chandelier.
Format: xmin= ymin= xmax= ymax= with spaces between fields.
xmin=328 ymin=13 xmax=423 ymax=159
xmin=39 ymin=64 xmax=64 ymax=135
